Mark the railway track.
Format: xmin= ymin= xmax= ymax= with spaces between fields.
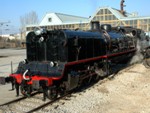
xmin=0 ymin=64 xmax=136 ymax=113
xmin=0 ymin=92 xmax=38 ymax=107
xmin=0 ymin=90 xmax=73 ymax=113
xmin=27 ymin=92 xmax=72 ymax=113
xmin=0 ymin=78 xmax=101 ymax=113
xmin=0 ymin=92 xmax=44 ymax=113
xmin=0 ymin=92 xmax=40 ymax=112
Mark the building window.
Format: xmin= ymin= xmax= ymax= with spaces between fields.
xmin=97 ymin=11 xmax=101 ymax=15
xmin=105 ymin=9 xmax=107 ymax=14
xmin=108 ymin=10 xmax=111 ymax=14
xmin=101 ymin=9 xmax=104 ymax=14
xmin=48 ymin=18 xmax=52 ymax=22
xmin=133 ymin=20 xmax=137 ymax=25
xmin=129 ymin=20 xmax=133 ymax=25
xmin=105 ymin=16 xmax=108 ymax=20
xmin=113 ymin=15 xmax=117 ymax=20
xmin=108 ymin=15 xmax=111 ymax=20
xmin=96 ymin=16 xmax=100 ymax=20
xmin=100 ymin=16 xmax=103 ymax=21
xmin=105 ymin=9 xmax=108 ymax=14
xmin=93 ymin=17 xmax=96 ymax=21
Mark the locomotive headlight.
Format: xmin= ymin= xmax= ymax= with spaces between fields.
xmin=34 ymin=27 xmax=47 ymax=36
xmin=34 ymin=27 xmax=42 ymax=36
xmin=50 ymin=61 xmax=58 ymax=67
xmin=54 ymin=61 xmax=58 ymax=67
xmin=50 ymin=61 xmax=54 ymax=67
xmin=39 ymin=37 xmax=44 ymax=42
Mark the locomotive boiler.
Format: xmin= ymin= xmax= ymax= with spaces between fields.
xmin=0 ymin=22 xmax=144 ymax=100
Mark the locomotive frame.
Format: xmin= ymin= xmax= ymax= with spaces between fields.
xmin=0 ymin=21 xmax=149 ymax=101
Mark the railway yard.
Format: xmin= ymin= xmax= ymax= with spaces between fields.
xmin=0 ymin=49 xmax=150 ymax=113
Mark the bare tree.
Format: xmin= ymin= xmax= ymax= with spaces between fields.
xmin=20 ymin=11 xmax=39 ymax=40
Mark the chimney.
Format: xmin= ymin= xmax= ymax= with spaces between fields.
xmin=90 ymin=21 xmax=100 ymax=31
xmin=120 ymin=0 xmax=126 ymax=16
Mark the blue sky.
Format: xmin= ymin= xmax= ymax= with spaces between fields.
xmin=0 ymin=0 xmax=150 ymax=34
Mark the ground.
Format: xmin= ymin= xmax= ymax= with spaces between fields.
xmin=48 ymin=63 xmax=150 ymax=113
xmin=0 ymin=49 xmax=150 ymax=113
xmin=91 ymin=64 xmax=150 ymax=113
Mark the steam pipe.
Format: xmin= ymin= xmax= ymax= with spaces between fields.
xmin=44 ymin=42 xmax=47 ymax=61
xmin=23 ymin=69 xmax=30 ymax=80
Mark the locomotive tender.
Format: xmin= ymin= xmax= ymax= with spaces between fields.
xmin=0 ymin=21 xmax=147 ymax=100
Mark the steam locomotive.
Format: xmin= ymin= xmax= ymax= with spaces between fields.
xmin=0 ymin=21 xmax=149 ymax=100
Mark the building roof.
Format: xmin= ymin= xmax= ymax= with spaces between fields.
xmin=26 ymin=6 xmax=150 ymax=29
xmin=89 ymin=6 xmax=125 ymax=21
xmin=39 ymin=12 xmax=89 ymax=26
xmin=55 ymin=13 xmax=88 ymax=23
xmin=90 ymin=6 xmax=150 ymax=21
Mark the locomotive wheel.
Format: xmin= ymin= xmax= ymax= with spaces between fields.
xmin=146 ymin=48 xmax=150 ymax=57
xmin=59 ymin=87 xmax=66 ymax=96
xmin=143 ymin=58 xmax=150 ymax=68
xmin=92 ymin=75 xmax=100 ymax=82
xmin=47 ymin=87 xmax=58 ymax=100
xmin=82 ymin=78 xmax=90 ymax=86
xmin=20 ymin=81 xmax=32 ymax=97
xmin=143 ymin=48 xmax=150 ymax=68
xmin=102 ymin=60 xmax=112 ymax=77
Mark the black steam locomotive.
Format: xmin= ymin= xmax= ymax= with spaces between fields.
xmin=1 ymin=22 xmax=148 ymax=100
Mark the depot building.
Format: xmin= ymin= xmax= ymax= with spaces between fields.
xmin=26 ymin=6 xmax=150 ymax=34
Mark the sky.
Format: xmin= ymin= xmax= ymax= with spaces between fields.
xmin=0 ymin=0 xmax=150 ymax=34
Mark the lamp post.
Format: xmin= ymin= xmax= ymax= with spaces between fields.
xmin=0 ymin=22 xmax=10 ymax=36
xmin=0 ymin=21 xmax=10 ymax=48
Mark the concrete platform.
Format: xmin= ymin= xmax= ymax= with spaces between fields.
xmin=0 ymin=84 xmax=23 ymax=105
xmin=0 ymin=49 xmax=25 ymax=105
xmin=0 ymin=49 xmax=25 ymax=77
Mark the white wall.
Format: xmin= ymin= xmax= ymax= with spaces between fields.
xmin=39 ymin=13 xmax=62 ymax=26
